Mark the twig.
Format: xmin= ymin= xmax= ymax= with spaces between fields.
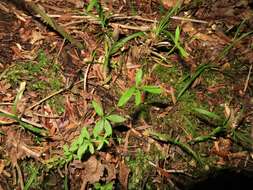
xmin=110 ymin=23 xmax=150 ymax=31
xmin=83 ymin=63 xmax=92 ymax=93
xmin=0 ymin=108 xmax=43 ymax=128
xmin=243 ymin=64 xmax=252 ymax=93
xmin=15 ymin=164 xmax=24 ymax=190
xmin=26 ymin=88 xmax=65 ymax=111
xmin=171 ymin=16 xmax=208 ymax=24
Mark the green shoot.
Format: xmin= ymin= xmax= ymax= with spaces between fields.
xmin=118 ymin=69 xmax=162 ymax=107
xmin=177 ymin=64 xmax=211 ymax=100
xmin=154 ymin=3 xmax=179 ymax=37
xmin=165 ymin=26 xmax=188 ymax=58
xmin=92 ymin=100 xmax=125 ymax=138
xmin=86 ymin=0 xmax=108 ymax=28
xmin=63 ymin=101 xmax=125 ymax=161
xmin=148 ymin=130 xmax=203 ymax=165
xmin=104 ymin=32 xmax=144 ymax=74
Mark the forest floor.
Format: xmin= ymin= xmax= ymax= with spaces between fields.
xmin=0 ymin=0 xmax=253 ymax=189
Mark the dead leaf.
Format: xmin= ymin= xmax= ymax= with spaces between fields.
xmin=30 ymin=30 xmax=45 ymax=45
xmin=119 ymin=161 xmax=130 ymax=190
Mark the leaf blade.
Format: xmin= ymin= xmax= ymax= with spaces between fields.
xmin=106 ymin=114 xmax=126 ymax=123
xmin=92 ymin=100 xmax=104 ymax=116
xmin=118 ymin=87 xmax=136 ymax=107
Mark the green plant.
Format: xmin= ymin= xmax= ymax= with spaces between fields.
xmin=94 ymin=181 xmax=114 ymax=190
xmin=103 ymin=32 xmax=144 ymax=74
xmin=0 ymin=82 xmax=48 ymax=136
xmin=92 ymin=100 xmax=125 ymax=138
xmin=118 ymin=69 xmax=162 ymax=107
xmin=63 ymin=127 xmax=95 ymax=161
xmin=24 ymin=164 xmax=39 ymax=190
xmin=153 ymin=3 xmax=179 ymax=37
xmin=165 ymin=26 xmax=188 ymax=58
xmin=177 ymin=63 xmax=212 ymax=100
xmin=63 ymin=101 xmax=125 ymax=161
xmin=86 ymin=0 xmax=108 ymax=28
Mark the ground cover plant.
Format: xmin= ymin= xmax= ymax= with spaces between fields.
xmin=0 ymin=0 xmax=253 ymax=189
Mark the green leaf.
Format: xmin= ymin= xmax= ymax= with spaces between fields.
xmin=77 ymin=143 xmax=88 ymax=160
xmin=69 ymin=140 xmax=79 ymax=153
xmin=142 ymin=86 xmax=162 ymax=94
xmin=88 ymin=143 xmax=95 ymax=154
xmin=80 ymin=127 xmax=90 ymax=139
xmin=177 ymin=64 xmax=211 ymax=100
xmin=106 ymin=114 xmax=126 ymax=123
xmin=178 ymin=46 xmax=188 ymax=58
xmin=192 ymin=108 xmax=221 ymax=120
xmin=175 ymin=26 xmax=180 ymax=45
xmin=92 ymin=100 xmax=104 ymax=116
xmin=135 ymin=69 xmax=143 ymax=87
xmin=104 ymin=119 xmax=112 ymax=137
xmin=96 ymin=136 xmax=109 ymax=150
xmin=93 ymin=119 xmax=104 ymax=137
xmin=135 ymin=90 xmax=142 ymax=106
xmin=118 ymin=87 xmax=136 ymax=107
xmin=86 ymin=0 xmax=97 ymax=12
xmin=110 ymin=32 xmax=144 ymax=55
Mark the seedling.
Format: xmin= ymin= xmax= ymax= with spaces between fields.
xmin=63 ymin=100 xmax=125 ymax=161
xmin=92 ymin=100 xmax=126 ymax=138
xmin=63 ymin=127 xmax=95 ymax=161
xmin=86 ymin=0 xmax=108 ymax=28
xmin=153 ymin=3 xmax=179 ymax=37
xmin=165 ymin=26 xmax=188 ymax=58
xmin=103 ymin=32 xmax=144 ymax=74
xmin=118 ymin=69 xmax=162 ymax=107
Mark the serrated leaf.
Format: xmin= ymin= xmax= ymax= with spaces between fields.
xmin=135 ymin=90 xmax=142 ymax=106
xmin=93 ymin=119 xmax=104 ymax=137
xmin=104 ymin=119 xmax=112 ymax=137
xmin=106 ymin=114 xmax=126 ymax=123
xmin=92 ymin=100 xmax=104 ymax=116
xmin=135 ymin=69 xmax=143 ymax=86
xmin=118 ymin=87 xmax=136 ymax=107
xmin=77 ymin=143 xmax=88 ymax=160
xmin=142 ymin=86 xmax=162 ymax=94
xmin=80 ymin=127 xmax=90 ymax=139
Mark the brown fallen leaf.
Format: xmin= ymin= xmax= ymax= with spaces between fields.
xmin=119 ymin=161 xmax=130 ymax=190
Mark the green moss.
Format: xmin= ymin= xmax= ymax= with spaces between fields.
xmin=126 ymin=146 xmax=165 ymax=190
xmin=47 ymin=96 xmax=65 ymax=115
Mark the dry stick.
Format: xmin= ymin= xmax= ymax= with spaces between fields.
xmin=26 ymin=88 xmax=65 ymax=111
xmin=0 ymin=108 xmax=43 ymax=128
xmin=83 ymin=63 xmax=92 ymax=93
xmin=15 ymin=164 xmax=24 ymax=190
xmin=243 ymin=64 xmax=252 ymax=93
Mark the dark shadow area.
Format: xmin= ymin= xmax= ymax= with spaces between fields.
xmin=188 ymin=169 xmax=253 ymax=190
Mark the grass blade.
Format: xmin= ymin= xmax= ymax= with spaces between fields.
xmin=110 ymin=32 xmax=144 ymax=55
xmin=177 ymin=64 xmax=211 ymax=100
